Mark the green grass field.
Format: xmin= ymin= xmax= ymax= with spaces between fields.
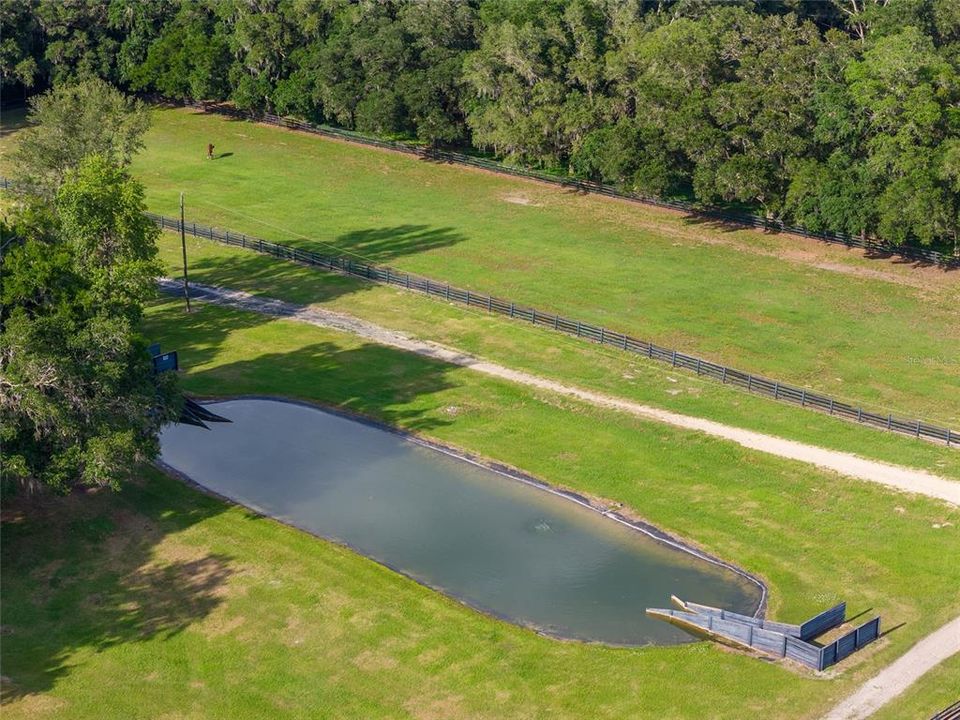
xmin=133 ymin=108 xmax=960 ymax=424
xmin=3 ymin=106 xmax=958 ymax=425
xmin=3 ymin=103 xmax=959 ymax=719
xmin=154 ymin=230 xmax=960 ymax=481
xmin=3 ymin=298 xmax=959 ymax=719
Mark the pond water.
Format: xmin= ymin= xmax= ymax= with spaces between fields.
xmin=159 ymin=398 xmax=762 ymax=645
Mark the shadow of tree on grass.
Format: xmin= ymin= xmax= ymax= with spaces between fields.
xmin=147 ymin=290 xmax=461 ymax=431
xmin=0 ymin=472 xmax=236 ymax=701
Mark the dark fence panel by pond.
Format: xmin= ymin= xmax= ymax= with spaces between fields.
xmin=184 ymin=100 xmax=960 ymax=270
xmin=647 ymin=606 xmax=880 ymax=671
xmin=144 ymin=210 xmax=958 ymax=447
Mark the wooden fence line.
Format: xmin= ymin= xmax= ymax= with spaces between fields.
xmin=183 ymin=100 xmax=960 ymax=270
xmin=647 ymin=606 xmax=880 ymax=671
xmin=143 ymin=209 xmax=957 ymax=447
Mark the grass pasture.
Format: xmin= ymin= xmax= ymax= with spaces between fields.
xmin=123 ymin=107 xmax=960 ymax=425
xmin=4 ymin=297 xmax=959 ymax=719
xmin=2 ymin=106 xmax=956 ymax=424
xmin=2 ymin=103 xmax=959 ymax=720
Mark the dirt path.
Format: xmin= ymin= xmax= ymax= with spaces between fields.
xmin=159 ymin=279 xmax=960 ymax=506
xmin=822 ymin=615 xmax=960 ymax=720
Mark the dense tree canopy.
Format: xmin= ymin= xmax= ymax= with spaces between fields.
xmin=1 ymin=84 xmax=178 ymax=495
xmin=11 ymin=78 xmax=150 ymax=198
xmin=2 ymin=0 xmax=958 ymax=249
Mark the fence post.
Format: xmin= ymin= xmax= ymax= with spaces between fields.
xmin=774 ymin=382 xmax=780 ymax=399
xmin=445 ymin=284 xmax=450 ymax=300
xmin=576 ymin=321 xmax=582 ymax=337
xmin=487 ymin=295 xmax=492 ymax=311
xmin=532 ymin=308 xmax=537 ymax=324
xmin=748 ymin=376 xmax=754 ymax=392
xmin=829 ymin=398 xmax=834 ymax=414
xmin=509 ymin=302 xmax=515 ymax=317
xmin=600 ymin=327 xmax=605 ymax=344
xmin=916 ymin=420 xmax=921 ymax=437
xmin=857 ymin=408 xmax=863 ymax=422
xmin=721 ymin=367 xmax=727 ymax=383
xmin=671 ymin=350 xmax=677 ymax=367
xmin=696 ymin=359 xmax=702 ymax=375
xmin=406 ymin=274 xmax=411 ymax=289
xmin=801 ymin=389 xmax=806 ymax=406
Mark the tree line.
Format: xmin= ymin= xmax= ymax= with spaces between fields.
xmin=3 ymin=0 xmax=959 ymax=250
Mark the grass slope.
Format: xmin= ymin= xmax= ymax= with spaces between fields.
xmin=4 ymin=298 xmax=957 ymax=718
xmin=156 ymin=231 xmax=960 ymax=481
xmin=122 ymin=107 xmax=959 ymax=424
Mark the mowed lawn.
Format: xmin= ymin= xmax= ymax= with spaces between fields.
xmin=114 ymin=108 xmax=959 ymax=425
xmin=155 ymin=231 xmax=960 ymax=482
xmin=3 ymin=298 xmax=958 ymax=719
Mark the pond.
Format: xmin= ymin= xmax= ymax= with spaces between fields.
xmin=159 ymin=398 xmax=763 ymax=646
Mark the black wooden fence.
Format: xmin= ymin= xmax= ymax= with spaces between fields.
xmin=1 ymin=177 xmax=953 ymax=444
xmin=145 ymin=210 xmax=958 ymax=446
xmin=931 ymin=700 xmax=960 ymax=720
xmin=185 ymin=100 xmax=960 ymax=270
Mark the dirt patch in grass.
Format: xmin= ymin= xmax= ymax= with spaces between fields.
xmin=405 ymin=693 xmax=467 ymax=720
xmin=352 ymin=649 xmax=399 ymax=672
xmin=502 ymin=192 xmax=541 ymax=207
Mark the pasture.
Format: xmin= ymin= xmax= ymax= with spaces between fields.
xmin=2 ymin=297 xmax=959 ymax=719
xmin=123 ymin=107 xmax=960 ymax=425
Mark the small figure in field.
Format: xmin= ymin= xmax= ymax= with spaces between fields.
xmin=207 ymin=143 xmax=215 ymax=160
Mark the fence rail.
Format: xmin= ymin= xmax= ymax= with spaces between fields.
xmin=184 ymin=100 xmax=960 ymax=270
xmin=1 ymin=176 xmax=953 ymax=445
xmin=144 ymin=209 xmax=957 ymax=446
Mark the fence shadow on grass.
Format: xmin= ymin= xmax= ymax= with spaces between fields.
xmin=166 ymin=222 xmax=466 ymax=302
xmin=0 ymin=471 xmax=235 ymax=701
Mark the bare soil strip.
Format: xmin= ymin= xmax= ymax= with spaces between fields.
xmin=821 ymin=615 xmax=960 ymax=720
xmin=158 ymin=279 xmax=960 ymax=506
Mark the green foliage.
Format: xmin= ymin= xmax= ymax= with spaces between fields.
xmin=11 ymin=78 xmax=150 ymax=198
xmin=56 ymin=155 xmax=162 ymax=320
xmin=5 ymin=0 xmax=960 ymax=247
xmin=0 ymin=0 xmax=42 ymax=94
xmin=1 ymin=149 xmax=176 ymax=494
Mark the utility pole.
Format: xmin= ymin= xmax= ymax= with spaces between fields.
xmin=180 ymin=192 xmax=191 ymax=313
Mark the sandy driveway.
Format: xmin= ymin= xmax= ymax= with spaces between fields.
xmin=158 ymin=279 xmax=960 ymax=506
xmin=821 ymin=614 xmax=960 ymax=720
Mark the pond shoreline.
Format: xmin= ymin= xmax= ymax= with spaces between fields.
xmin=158 ymin=393 xmax=769 ymax=639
